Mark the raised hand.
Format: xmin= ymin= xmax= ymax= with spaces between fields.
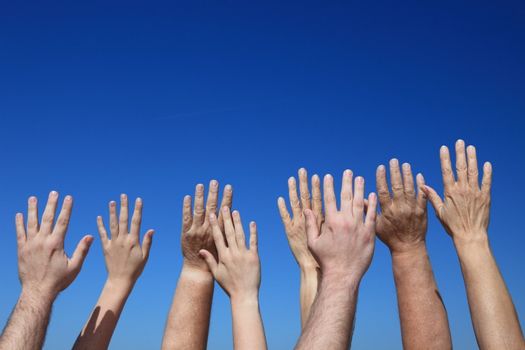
xmin=181 ymin=181 xmax=233 ymax=273
xmin=305 ymin=172 xmax=376 ymax=282
xmin=97 ymin=195 xmax=154 ymax=287
xmin=17 ymin=192 xmax=93 ymax=298
xmin=161 ymin=181 xmax=233 ymax=350
xmin=423 ymin=140 xmax=491 ymax=244
xmin=296 ymin=172 xmax=377 ymax=350
xmin=277 ymin=168 xmax=321 ymax=326
xmin=199 ymin=208 xmax=266 ymax=350
xmin=376 ymin=160 xmax=452 ymax=349
xmin=423 ymin=140 xmax=524 ymax=350
xmin=73 ymin=194 xmax=154 ymax=350
xmin=376 ymin=160 xmax=427 ymax=253
xmin=1 ymin=192 xmax=92 ymax=350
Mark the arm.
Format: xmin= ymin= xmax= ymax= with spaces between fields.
xmin=73 ymin=195 xmax=154 ymax=350
xmin=375 ymin=160 xmax=451 ymax=349
xmin=162 ymin=181 xmax=233 ymax=350
xmin=0 ymin=192 xmax=93 ymax=349
xmin=296 ymin=172 xmax=377 ymax=349
xmin=424 ymin=140 xmax=524 ymax=349
xmin=200 ymin=208 xmax=267 ymax=350
xmin=277 ymin=168 xmax=322 ymax=327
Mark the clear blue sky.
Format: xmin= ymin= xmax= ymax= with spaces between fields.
xmin=0 ymin=1 xmax=524 ymax=349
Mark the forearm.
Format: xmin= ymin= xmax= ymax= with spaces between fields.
xmin=455 ymin=236 xmax=524 ymax=349
xmin=72 ymin=280 xmax=133 ymax=350
xmin=296 ymin=275 xmax=359 ymax=350
xmin=299 ymin=266 xmax=319 ymax=328
xmin=161 ymin=265 xmax=214 ymax=350
xmin=391 ymin=245 xmax=451 ymax=349
xmin=0 ymin=289 xmax=54 ymax=350
xmin=231 ymin=295 xmax=267 ymax=350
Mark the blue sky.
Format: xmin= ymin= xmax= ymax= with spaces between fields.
xmin=0 ymin=1 xmax=524 ymax=349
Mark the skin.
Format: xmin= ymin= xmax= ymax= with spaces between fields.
xmin=200 ymin=208 xmax=267 ymax=350
xmin=423 ymin=139 xmax=525 ymax=350
xmin=73 ymin=194 xmax=154 ymax=350
xmin=161 ymin=181 xmax=233 ymax=350
xmin=0 ymin=192 xmax=93 ymax=350
xmin=277 ymin=168 xmax=322 ymax=327
xmin=376 ymin=159 xmax=452 ymax=349
xmin=296 ymin=172 xmax=377 ymax=350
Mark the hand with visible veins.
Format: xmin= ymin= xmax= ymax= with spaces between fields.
xmin=200 ymin=208 xmax=267 ymax=350
xmin=161 ymin=181 xmax=233 ymax=350
xmin=278 ymin=168 xmax=322 ymax=269
xmin=0 ymin=192 xmax=93 ymax=350
xmin=181 ymin=181 xmax=233 ymax=273
xmin=376 ymin=160 xmax=452 ymax=350
xmin=423 ymin=140 xmax=524 ymax=350
xmin=376 ymin=160 xmax=427 ymax=253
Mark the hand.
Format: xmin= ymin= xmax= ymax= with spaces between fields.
xmin=305 ymin=172 xmax=377 ymax=282
xmin=278 ymin=168 xmax=322 ymax=269
xmin=199 ymin=208 xmax=260 ymax=301
xmin=15 ymin=191 xmax=93 ymax=299
xmin=96 ymin=194 xmax=154 ymax=288
xmin=181 ymin=181 xmax=233 ymax=273
xmin=376 ymin=159 xmax=428 ymax=254
xmin=422 ymin=140 xmax=492 ymax=245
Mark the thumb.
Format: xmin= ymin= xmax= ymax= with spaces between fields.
xmin=199 ymin=249 xmax=218 ymax=275
xmin=142 ymin=229 xmax=155 ymax=260
xmin=421 ymin=185 xmax=444 ymax=218
xmin=304 ymin=209 xmax=320 ymax=247
xmin=70 ymin=235 xmax=94 ymax=271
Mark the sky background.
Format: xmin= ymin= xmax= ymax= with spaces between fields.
xmin=0 ymin=1 xmax=524 ymax=349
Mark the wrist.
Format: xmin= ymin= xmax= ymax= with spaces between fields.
xmin=103 ymin=279 xmax=134 ymax=299
xmin=181 ymin=263 xmax=214 ymax=283
xmin=230 ymin=291 xmax=259 ymax=306
xmin=454 ymin=234 xmax=492 ymax=262
xmin=19 ymin=287 xmax=56 ymax=309
xmin=391 ymin=242 xmax=428 ymax=262
xmin=453 ymin=231 xmax=489 ymax=251
xmin=321 ymin=269 xmax=361 ymax=289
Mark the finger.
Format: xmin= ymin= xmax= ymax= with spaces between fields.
xmin=481 ymin=162 xmax=492 ymax=196
xmin=27 ymin=196 xmax=39 ymax=237
xmin=416 ymin=173 xmax=427 ymax=210
xmin=209 ymin=213 xmax=227 ymax=255
xmin=222 ymin=206 xmax=237 ymax=249
xmin=15 ymin=213 xmax=26 ymax=246
xmin=182 ymin=195 xmax=193 ymax=233
xmin=389 ymin=159 xmax=404 ymax=201
xmin=192 ymin=184 xmax=205 ymax=227
xmin=353 ymin=176 xmax=365 ymax=218
xmin=467 ymin=145 xmax=479 ymax=189
xmin=421 ymin=186 xmax=444 ymax=218
xmin=40 ymin=191 xmax=59 ymax=235
xmin=311 ymin=174 xmax=323 ymax=223
xmin=109 ymin=201 xmax=118 ymax=238
xmin=304 ymin=209 xmax=320 ymax=244
xmin=217 ymin=184 xmax=233 ymax=229
xmin=53 ymin=195 xmax=73 ymax=241
xmin=440 ymin=145 xmax=455 ymax=189
xmin=365 ymin=193 xmax=378 ymax=227
xmin=141 ymin=229 xmax=155 ymax=260
xmin=130 ymin=198 xmax=143 ymax=241
xmin=199 ymin=249 xmax=218 ymax=275
xmin=376 ymin=165 xmax=391 ymax=208
xmin=455 ymin=139 xmax=468 ymax=187
xmin=119 ymin=194 xmax=129 ymax=235
xmin=232 ymin=210 xmax=246 ymax=249
xmin=298 ymin=168 xmax=311 ymax=210
xmin=69 ymin=235 xmax=94 ymax=272
xmin=97 ymin=216 xmax=109 ymax=244
xmin=340 ymin=169 xmax=354 ymax=212
xmin=288 ymin=177 xmax=302 ymax=218
xmin=249 ymin=221 xmax=258 ymax=251
xmin=205 ymin=180 xmax=219 ymax=224
xmin=323 ymin=174 xmax=337 ymax=214
xmin=277 ymin=197 xmax=292 ymax=227
xmin=402 ymin=163 xmax=416 ymax=200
